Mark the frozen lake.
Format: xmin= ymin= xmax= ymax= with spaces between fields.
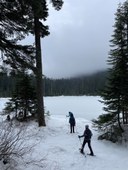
xmin=44 ymin=96 xmax=104 ymax=120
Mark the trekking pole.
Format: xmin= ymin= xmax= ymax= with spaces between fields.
xmin=75 ymin=125 xmax=78 ymax=133
xmin=66 ymin=115 xmax=69 ymax=133
xmin=78 ymin=136 xmax=82 ymax=151
xmin=78 ymin=135 xmax=82 ymax=145
xmin=79 ymin=137 xmax=82 ymax=145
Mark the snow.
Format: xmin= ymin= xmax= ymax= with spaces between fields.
xmin=0 ymin=96 xmax=128 ymax=170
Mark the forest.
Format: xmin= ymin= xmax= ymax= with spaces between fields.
xmin=0 ymin=0 xmax=128 ymax=140
xmin=1 ymin=1 xmax=128 ymax=169
xmin=0 ymin=69 xmax=108 ymax=97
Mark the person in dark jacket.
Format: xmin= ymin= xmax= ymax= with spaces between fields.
xmin=78 ymin=125 xmax=94 ymax=156
xmin=68 ymin=112 xmax=76 ymax=133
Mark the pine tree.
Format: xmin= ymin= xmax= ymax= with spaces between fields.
xmin=93 ymin=2 xmax=128 ymax=141
xmin=4 ymin=72 xmax=37 ymax=120
xmin=1 ymin=0 xmax=63 ymax=126
xmin=26 ymin=0 xmax=63 ymax=126
xmin=0 ymin=0 xmax=35 ymax=71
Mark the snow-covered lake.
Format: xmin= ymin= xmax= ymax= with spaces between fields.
xmin=44 ymin=96 xmax=103 ymax=120
xmin=0 ymin=96 xmax=127 ymax=170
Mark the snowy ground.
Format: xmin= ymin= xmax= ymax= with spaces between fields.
xmin=0 ymin=96 xmax=128 ymax=170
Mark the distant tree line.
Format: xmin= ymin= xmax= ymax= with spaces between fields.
xmin=44 ymin=70 xmax=108 ymax=96
xmin=0 ymin=70 xmax=108 ymax=97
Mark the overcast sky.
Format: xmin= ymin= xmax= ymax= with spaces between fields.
xmin=41 ymin=0 xmax=125 ymax=78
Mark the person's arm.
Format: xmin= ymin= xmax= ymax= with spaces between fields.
xmin=69 ymin=118 xmax=71 ymax=124
xmin=78 ymin=134 xmax=84 ymax=138
xmin=78 ymin=131 xmax=85 ymax=138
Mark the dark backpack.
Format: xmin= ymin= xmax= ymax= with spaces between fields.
xmin=69 ymin=116 xmax=75 ymax=126
xmin=84 ymin=129 xmax=92 ymax=140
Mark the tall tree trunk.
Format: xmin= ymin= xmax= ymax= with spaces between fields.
xmin=117 ymin=97 xmax=124 ymax=132
xmin=117 ymin=111 xmax=124 ymax=132
xmin=126 ymin=112 xmax=128 ymax=124
xmin=122 ymin=108 xmax=125 ymax=124
xmin=34 ymin=16 xmax=46 ymax=126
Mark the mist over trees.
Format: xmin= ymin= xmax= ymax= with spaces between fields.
xmin=44 ymin=70 xmax=108 ymax=96
xmin=0 ymin=69 xmax=108 ymax=97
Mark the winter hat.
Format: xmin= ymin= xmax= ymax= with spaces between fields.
xmin=69 ymin=112 xmax=73 ymax=116
xmin=85 ymin=125 xmax=89 ymax=128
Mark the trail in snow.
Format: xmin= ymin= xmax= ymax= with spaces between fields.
xmin=0 ymin=97 xmax=128 ymax=170
xmin=32 ymin=115 xmax=128 ymax=170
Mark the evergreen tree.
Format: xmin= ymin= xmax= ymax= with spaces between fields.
xmin=0 ymin=0 xmax=35 ymax=71
xmin=0 ymin=0 xmax=63 ymax=126
xmin=93 ymin=2 xmax=128 ymax=141
xmin=26 ymin=0 xmax=63 ymax=126
xmin=4 ymin=72 xmax=37 ymax=120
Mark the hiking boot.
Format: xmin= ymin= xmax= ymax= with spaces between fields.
xmin=80 ymin=149 xmax=84 ymax=154
xmin=88 ymin=153 xmax=94 ymax=156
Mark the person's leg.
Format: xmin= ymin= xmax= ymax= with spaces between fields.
xmin=88 ymin=140 xmax=94 ymax=155
xmin=70 ymin=124 xmax=72 ymax=133
xmin=73 ymin=126 xmax=75 ymax=133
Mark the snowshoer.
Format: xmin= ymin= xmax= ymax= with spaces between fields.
xmin=68 ymin=112 xmax=76 ymax=133
xmin=78 ymin=125 xmax=94 ymax=156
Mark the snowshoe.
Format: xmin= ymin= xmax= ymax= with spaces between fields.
xmin=79 ymin=148 xmax=86 ymax=156
xmin=87 ymin=153 xmax=95 ymax=156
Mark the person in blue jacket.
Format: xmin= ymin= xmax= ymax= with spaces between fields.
xmin=78 ymin=125 xmax=94 ymax=156
xmin=68 ymin=112 xmax=76 ymax=133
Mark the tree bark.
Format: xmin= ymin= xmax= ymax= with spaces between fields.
xmin=117 ymin=97 xmax=124 ymax=132
xmin=34 ymin=16 xmax=46 ymax=126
